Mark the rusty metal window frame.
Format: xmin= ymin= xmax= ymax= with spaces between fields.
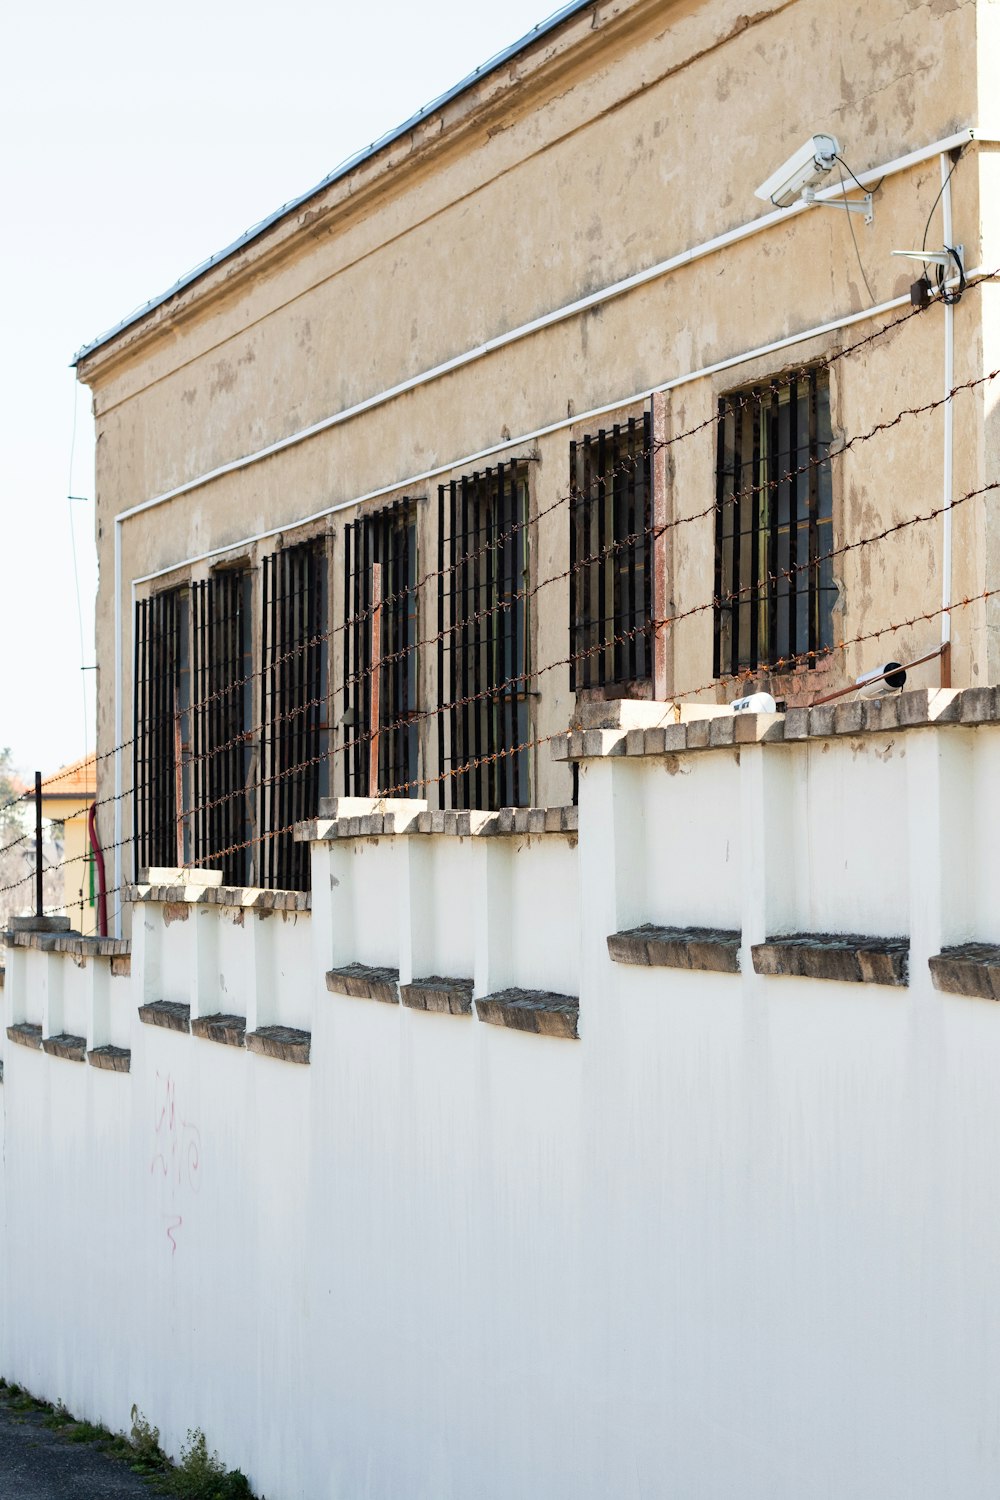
xmin=713 ymin=367 xmax=834 ymax=676
xmin=259 ymin=540 xmax=327 ymax=891
xmin=343 ymin=499 xmax=419 ymax=798
xmin=190 ymin=570 xmax=254 ymax=886
xmin=437 ymin=463 xmax=530 ymax=810
xmin=569 ymin=413 xmax=652 ymax=691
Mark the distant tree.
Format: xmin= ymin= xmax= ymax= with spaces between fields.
xmin=0 ymin=748 xmax=26 ymax=840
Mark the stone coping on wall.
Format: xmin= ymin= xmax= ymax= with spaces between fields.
xmin=551 ymin=686 xmax=1000 ymax=763
xmin=191 ymin=1013 xmax=247 ymax=1048
xmin=607 ymin=925 xmax=742 ymax=973
xmin=751 ymin=934 xmax=910 ymax=986
xmin=2 ymin=930 xmax=131 ymax=959
xmin=326 ymin=963 xmax=400 ymax=1004
xmin=88 ymin=1045 xmax=131 ymax=1073
xmin=296 ymin=804 xmax=578 ymax=843
xmin=400 ymin=976 xmax=475 ymax=1015
xmin=928 ymin=943 xmax=1000 ymax=1000
xmin=476 ymin=988 xmax=580 ymax=1039
xmin=42 ymin=1033 xmax=87 ymax=1063
xmin=6 ymin=1022 xmax=41 ymax=1049
xmin=246 ymin=1026 xmax=312 ymax=1064
xmin=126 ymin=883 xmax=311 ymax=913
xmin=138 ymin=1000 xmax=191 ymax=1032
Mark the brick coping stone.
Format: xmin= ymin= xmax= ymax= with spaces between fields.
xmin=6 ymin=1022 xmax=42 ymax=1049
xmin=608 ymin=924 xmax=741 ymax=973
xmin=326 ymin=964 xmax=400 ymax=1004
xmin=929 ymin=942 xmax=1000 ymax=1000
xmin=400 ymin=977 xmax=474 ymax=1015
xmin=476 ymin=987 xmax=580 ymax=1039
xmin=88 ymin=1045 xmax=131 ymax=1073
xmin=138 ymin=1000 xmax=191 ymax=1032
xmin=191 ymin=1013 xmax=247 ymax=1048
xmin=752 ymin=933 xmax=909 ymax=987
xmin=42 ymin=1033 xmax=87 ymax=1063
xmin=246 ymin=1026 xmax=311 ymax=1064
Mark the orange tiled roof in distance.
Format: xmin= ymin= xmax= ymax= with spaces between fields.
xmin=33 ymin=753 xmax=97 ymax=802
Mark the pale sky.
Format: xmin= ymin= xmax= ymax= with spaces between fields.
xmin=0 ymin=0 xmax=564 ymax=778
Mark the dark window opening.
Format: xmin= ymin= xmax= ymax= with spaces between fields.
xmin=569 ymin=413 xmax=652 ymax=691
xmin=134 ymin=588 xmax=190 ymax=875
xmin=343 ymin=500 xmax=419 ymax=797
xmin=714 ymin=367 xmax=834 ymax=676
xmin=260 ymin=541 xmax=327 ymax=890
xmin=437 ymin=464 xmax=530 ymax=810
xmin=190 ymin=571 xmax=254 ymax=886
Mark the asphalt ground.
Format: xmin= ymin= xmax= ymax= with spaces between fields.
xmin=0 ymin=1391 xmax=153 ymax=1499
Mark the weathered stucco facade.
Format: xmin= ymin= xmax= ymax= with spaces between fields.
xmin=76 ymin=0 xmax=1000 ymax=904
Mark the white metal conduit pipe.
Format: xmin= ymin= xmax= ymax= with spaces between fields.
xmin=941 ymin=151 xmax=957 ymax=678
xmin=109 ymin=126 xmax=990 ymax=933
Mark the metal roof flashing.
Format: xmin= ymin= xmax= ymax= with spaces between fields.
xmin=71 ymin=0 xmax=597 ymax=370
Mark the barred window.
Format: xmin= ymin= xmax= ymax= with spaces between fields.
xmin=714 ymin=368 xmax=834 ymax=676
xmin=134 ymin=588 xmax=190 ymax=874
xmin=190 ymin=571 xmax=253 ymax=886
xmin=437 ymin=463 xmax=530 ymax=810
xmin=569 ymin=413 xmax=652 ymax=690
xmin=343 ymin=500 xmax=419 ymax=798
xmin=260 ymin=541 xmax=328 ymax=890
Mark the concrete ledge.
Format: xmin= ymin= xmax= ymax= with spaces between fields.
xmin=3 ymin=931 xmax=131 ymax=959
xmin=127 ymin=884 xmax=311 ymax=914
xmin=191 ymin=1013 xmax=247 ymax=1048
xmin=607 ymin=924 xmax=741 ymax=973
xmin=550 ymin=686 xmax=1000 ymax=763
xmin=326 ymin=964 xmax=400 ymax=1004
xmin=928 ymin=943 xmax=1000 ymax=1000
xmin=42 ymin=1033 xmax=86 ymax=1063
xmin=246 ymin=1026 xmax=311 ymax=1064
xmin=476 ymin=987 xmax=580 ymax=1038
xmin=88 ymin=1045 xmax=131 ymax=1073
xmin=752 ymin=933 xmax=909 ymax=987
xmin=400 ymin=976 xmax=474 ymax=1015
xmin=138 ymin=1000 xmax=192 ymax=1032
xmin=8 ymin=915 xmax=73 ymax=934
xmin=6 ymin=1022 xmax=42 ymax=1049
xmin=298 ymin=806 xmax=578 ymax=842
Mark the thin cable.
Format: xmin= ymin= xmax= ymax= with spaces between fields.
xmin=66 ymin=378 xmax=90 ymax=771
xmin=921 ymin=145 xmax=965 ymax=263
xmin=838 ymin=165 xmax=877 ymax=307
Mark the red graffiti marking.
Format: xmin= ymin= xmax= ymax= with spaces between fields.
xmin=164 ymin=1215 xmax=183 ymax=1255
xmin=150 ymin=1073 xmax=202 ymax=1255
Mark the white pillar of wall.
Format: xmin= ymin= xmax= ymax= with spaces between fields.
xmin=130 ymin=908 xmax=162 ymax=1005
xmin=906 ymin=726 xmax=974 ymax=974
xmin=39 ymin=951 xmax=65 ymax=1040
xmin=738 ymin=743 xmax=797 ymax=966
xmin=398 ymin=837 xmax=433 ymax=987
xmin=247 ymin=913 xmax=276 ymax=1033
xmin=88 ymin=957 xmax=111 ymax=1050
xmin=473 ymin=840 xmax=513 ymax=998
xmin=5 ymin=947 xmax=27 ymax=1026
xmin=188 ymin=906 xmax=219 ymax=1022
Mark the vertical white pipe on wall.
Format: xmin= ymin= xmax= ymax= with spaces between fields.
xmin=941 ymin=153 xmax=956 ymax=680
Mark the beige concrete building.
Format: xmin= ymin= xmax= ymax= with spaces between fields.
xmin=74 ymin=0 xmax=1000 ymax=917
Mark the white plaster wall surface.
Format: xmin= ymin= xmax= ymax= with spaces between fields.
xmin=5 ymin=727 xmax=1000 ymax=1497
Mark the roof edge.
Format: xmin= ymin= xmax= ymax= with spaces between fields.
xmin=72 ymin=0 xmax=596 ymax=369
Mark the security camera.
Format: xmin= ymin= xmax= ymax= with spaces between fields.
xmin=731 ymin=691 xmax=778 ymax=714
xmin=855 ymin=662 xmax=907 ymax=698
xmin=754 ymin=134 xmax=841 ymax=208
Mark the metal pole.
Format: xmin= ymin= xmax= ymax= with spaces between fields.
xmin=369 ymin=563 xmax=382 ymax=797
xmin=34 ymin=771 xmax=43 ymax=919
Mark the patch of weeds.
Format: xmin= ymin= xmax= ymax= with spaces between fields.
xmin=156 ymin=1427 xmax=253 ymax=1498
xmin=129 ymin=1405 xmax=169 ymax=1476
xmin=42 ymin=1400 xmax=74 ymax=1430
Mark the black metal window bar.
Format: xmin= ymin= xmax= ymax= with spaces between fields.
xmin=343 ymin=500 xmax=419 ymax=797
xmin=437 ymin=463 xmax=530 ymax=810
xmin=133 ymin=588 xmax=191 ymax=875
xmin=190 ymin=571 xmax=254 ymax=886
xmin=714 ymin=367 xmax=834 ymax=676
xmin=260 ymin=541 xmax=327 ymax=890
xmin=569 ymin=412 xmax=652 ymax=690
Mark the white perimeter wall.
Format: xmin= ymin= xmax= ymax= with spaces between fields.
xmin=3 ymin=725 xmax=1000 ymax=1499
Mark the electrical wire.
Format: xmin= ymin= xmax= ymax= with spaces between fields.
xmin=837 ymin=165 xmax=878 ymax=307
